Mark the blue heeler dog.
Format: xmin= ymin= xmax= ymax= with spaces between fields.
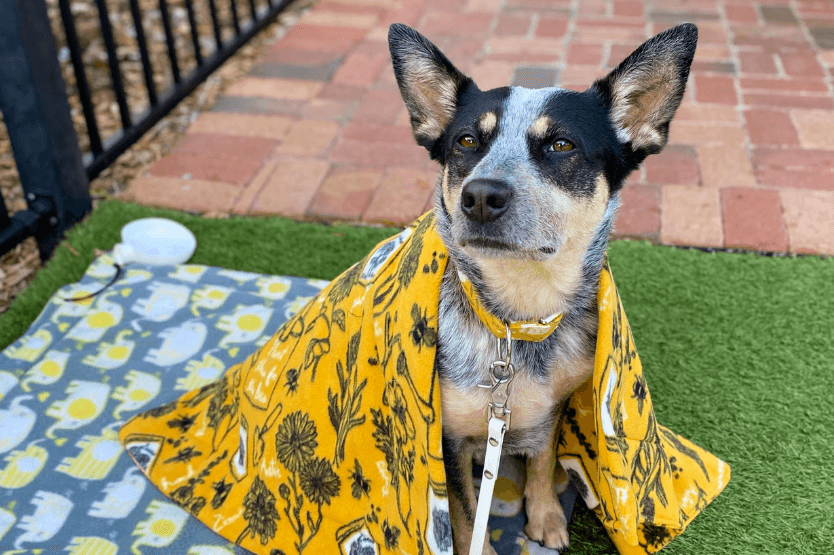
xmin=387 ymin=22 xmax=698 ymax=554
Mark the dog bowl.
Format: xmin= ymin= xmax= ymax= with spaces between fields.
xmin=112 ymin=218 xmax=197 ymax=266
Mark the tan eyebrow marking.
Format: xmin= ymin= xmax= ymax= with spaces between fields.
xmin=478 ymin=112 xmax=497 ymax=134
xmin=530 ymin=115 xmax=553 ymax=138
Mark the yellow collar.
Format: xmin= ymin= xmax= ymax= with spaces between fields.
xmin=457 ymin=271 xmax=563 ymax=342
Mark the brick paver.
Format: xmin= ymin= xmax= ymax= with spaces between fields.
xmin=124 ymin=0 xmax=834 ymax=255
xmin=245 ymin=158 xmax=332 ymax=217
xmin=792 ymin=109 xmax=834 ymax=149
xmin=364 ymin=168 xmax=438 ymax=225
xmin=614 ymin=184 xmax=660 ymax=239
xmin=780 ymin=189 xmax=834 ymax=254
xmin=307 ymin=168 xmax=384 ymax=220
xmin=722 ymin=188 xmax=789 ymax=251
xmin=661 ymin=185 xmax=723 ymax=248
xmin=124 ymin=176 xmax=242 ymax=213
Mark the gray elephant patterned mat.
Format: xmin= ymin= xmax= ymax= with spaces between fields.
xmin=0 ymin=255 xmax=573 ymax=555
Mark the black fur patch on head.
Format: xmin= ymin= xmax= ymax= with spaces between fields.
xmin=390 ymin=24 xmax=696 ymax=201
xmin=436 ymin=86 xmax=509 ymax=170
xmin=525 ymin=89 xmax=628 ymax=196
xmin=440 ymin=86 xmax=636 ymax=197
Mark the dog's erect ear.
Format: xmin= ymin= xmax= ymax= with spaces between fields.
xmin=388 ymin=24 xmax=472 ymax=151
xmin=591 ymin=23 xmax=697 ymax=154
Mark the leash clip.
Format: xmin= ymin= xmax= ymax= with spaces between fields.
xmin=477 ymin=323 xmax=514 ymax=429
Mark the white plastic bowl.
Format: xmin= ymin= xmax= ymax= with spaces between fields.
xmin=112 ymin=218 xmax=197 ymax=266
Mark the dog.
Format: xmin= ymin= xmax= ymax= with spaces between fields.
xmin=387 ymin=22 xmax=698 ymax=555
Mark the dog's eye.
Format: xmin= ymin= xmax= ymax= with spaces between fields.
xmin=458 ymin=135 xmax=477 ymax=148
xmin=551 ymin=139 xmax=575 ymax=152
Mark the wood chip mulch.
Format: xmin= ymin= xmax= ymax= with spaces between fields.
xmin=1 ymin=0 xmax=314 ymax=315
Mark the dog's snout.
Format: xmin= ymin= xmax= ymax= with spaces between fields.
xmin=461 ymin=179 xmax=512 ymax=224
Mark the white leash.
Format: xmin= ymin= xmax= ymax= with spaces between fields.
xmin=469 ymin=416 xmax=507 ymax=555
xmin=469 ymin=326 xmax=514 ymax=555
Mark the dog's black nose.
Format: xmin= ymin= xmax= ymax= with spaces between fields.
xmin=461 ymin=179 xmax=512 ymax=223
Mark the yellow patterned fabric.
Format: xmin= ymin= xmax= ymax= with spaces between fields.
xmin=558 ymin=263 xmax=730 ymax=553
xmin=119 ymin=211 xmax=729 ymax=555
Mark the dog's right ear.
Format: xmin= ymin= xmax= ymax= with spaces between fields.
xmin=388 ymin=24 xmax=472 ymax=153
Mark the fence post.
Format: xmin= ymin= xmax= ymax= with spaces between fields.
xmin=0 ymin=0 xmax=91 ymax=260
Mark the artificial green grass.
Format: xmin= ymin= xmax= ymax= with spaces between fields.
xmin=568 ymin=243 xmax=834 ymax=555
xmin=2 ymin=200 xmax=832 ymax=554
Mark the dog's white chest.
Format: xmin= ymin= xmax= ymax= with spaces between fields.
xmin=439 ymin=372 xmax=556 ymax=440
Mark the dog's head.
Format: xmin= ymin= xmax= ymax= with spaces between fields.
xmin=389 ymin=24 xmax=697 ymax=271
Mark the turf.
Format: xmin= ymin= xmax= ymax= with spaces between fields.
xmin=2 ymin=200 xmax=832 ymax=554
xmin=568 ymin=243 xmax=834 ymax=555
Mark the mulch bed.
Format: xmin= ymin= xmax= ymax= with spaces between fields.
xmin=1 ymin=0 xmax=314 ymax=314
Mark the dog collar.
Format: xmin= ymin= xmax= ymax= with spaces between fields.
xmin=457 ymin=271 xmax=563 ymax=342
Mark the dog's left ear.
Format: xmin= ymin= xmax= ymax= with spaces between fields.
xmin=591 ymin=23 xmax=698 ymax=155
xmin=388 ymin=24 xmax=472 ymax=153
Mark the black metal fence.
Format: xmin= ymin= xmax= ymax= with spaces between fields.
xmin=0 ymin=0 xmax=291 ymax=260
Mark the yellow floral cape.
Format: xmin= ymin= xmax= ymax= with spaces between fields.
xmin=119 ymin=211 xmax=729 ymax=554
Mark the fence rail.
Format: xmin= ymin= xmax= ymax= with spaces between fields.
xmin=0 ymin=0 xmax=292 ymax=260
xmin=70 ymin=0 xmax=291 ymax=180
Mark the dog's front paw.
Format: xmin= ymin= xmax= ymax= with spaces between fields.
xmin=524 ymin=504 xmax=570 ymax=552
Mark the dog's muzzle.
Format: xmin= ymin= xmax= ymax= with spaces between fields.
xmin=461 ymin=179 xmax=512 ymax=224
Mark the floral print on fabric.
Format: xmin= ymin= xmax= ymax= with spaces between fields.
xmin=238 ymin=476 xmax=280 ymax=546
xmin=120 ymin=212 xmax=729 ymax=554
xmin=557 ymin=262 xmax=731 ymax=554
xmin=121 ymin=213 xmax=452 ymax=554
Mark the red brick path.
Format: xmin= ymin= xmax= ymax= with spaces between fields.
xmin=124 ymin=0 xmax=834 ymax=255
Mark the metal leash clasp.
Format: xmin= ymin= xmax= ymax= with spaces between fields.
xmin=470 ymin=325 xmax=515 ymax=555
xmin=477 ymin=323 xmax=514 ymax=430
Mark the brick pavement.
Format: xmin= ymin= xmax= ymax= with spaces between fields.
xmin=124 ymin=0 xmax=834 ymax=255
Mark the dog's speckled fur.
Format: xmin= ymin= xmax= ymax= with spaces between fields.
xmin=388 ymin=23 xmax=697 ymax=554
